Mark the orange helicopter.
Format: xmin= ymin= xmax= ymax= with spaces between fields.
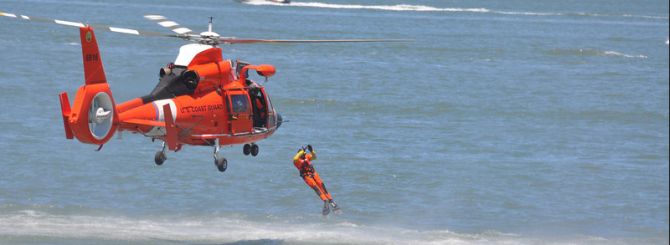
xmin=1 ymin=11 xmax=401 ymax=173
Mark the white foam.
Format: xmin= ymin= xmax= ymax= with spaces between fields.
xmin=240 ymin=1 xmax=669 ymax=20
xmin=243 ymin=0 xmax=490 ymax=13
xmin=602 ymin=51 xmax=648 ymax=59
xmin=0 ymin=210 xmax=528 ymax=244
xmin=494 ymin=10 xmax=560 ymax=16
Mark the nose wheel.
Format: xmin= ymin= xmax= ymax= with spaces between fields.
xmin=214 ymin=139 xmax=227 ymax=172
xmin=154 ymin=142 xmax=167 ymax=166
xmin=243 ymin=143 xmax=260 ymax=157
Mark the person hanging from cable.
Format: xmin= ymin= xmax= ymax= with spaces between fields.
xmin=293 ymin=144 xmax=340 ymax=215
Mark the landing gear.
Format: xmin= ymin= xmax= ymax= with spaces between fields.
xmin=243 ymin=143 xmax=260 ymax=157
xmin=243 ymin=144 xmax=251 ymax=156
xmin=213 ymin=139 xmax=227 ymax=172
xmin=250 ymin=143 xmax=259 ymax=157
xmin=154 ymin=142 xmax=167 ymax=166
xmin=215 ymin=157 xmax=228 ymax=172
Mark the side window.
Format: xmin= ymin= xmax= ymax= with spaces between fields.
xmin=265 ymin=94 xmax=274 ymax=111
xmin=231 ymin=94 xmax=249 ymax=113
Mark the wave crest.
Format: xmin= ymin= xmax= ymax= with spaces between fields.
xmin=243 ymin=1 xmax=490 ymax=12
xmin=547 ymin=48 xmax=648 ymax=59
xmin=1 ymin=209 xmax=663 ymax=244
xmin=0 ymin=209 xmax=522 ymax=244
xmin=240 ymin=0 xmax=669 ymax=20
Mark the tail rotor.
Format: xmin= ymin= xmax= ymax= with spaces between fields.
xmin=88 ymin=92 xmax=114 ymax=140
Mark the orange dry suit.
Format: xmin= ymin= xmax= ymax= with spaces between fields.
xmin=293 ymin=149 xmax=332 ymax=201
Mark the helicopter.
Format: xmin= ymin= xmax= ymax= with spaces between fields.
xmin=0 ymin=11 xmax=402 ymax=173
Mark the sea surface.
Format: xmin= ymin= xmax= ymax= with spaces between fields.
xmin=0 ymin=0 xmax=668 ymax=244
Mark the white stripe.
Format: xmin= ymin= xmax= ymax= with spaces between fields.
xmin=54 ymin=19 xmax=85 ymax=27
xmin=144 ymin=15 xmax=165 ymax=20
xmin=20 ymin=15 xmax=30 ymax=20
xmin=172 ymin=27 xmax=192 ymax=34
xmin=1 ymin=13 xmax=17 ymax=18
xmin=109 ymin=27 xmax=140 ymax=35
xmin=153 ymin=99 xmax=177 ymax=122
xmin=158 ymin=21 xmax=178 ymax=28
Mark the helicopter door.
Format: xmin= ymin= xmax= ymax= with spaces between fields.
xmin=249 ymin=87 xmax=268 ymax=131
xmin=227 ymin=91 xmax=252 ymax=135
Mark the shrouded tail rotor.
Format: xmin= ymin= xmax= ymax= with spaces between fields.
xmin=88 ymin=92 xmax=114 ymax=140
xmin=59 ymin=26 xmax=118 ymax=146
xmin=61 ymin=83 xmax=117 ymax=146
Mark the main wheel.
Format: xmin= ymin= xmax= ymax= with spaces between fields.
xmin=250 ymin=144 xmax=259 ymax=157
xmin=154 ymin=151 xmax=166 ymax=166
xmin=243 ymin=144 xmax=251 ymax=156
xmin=215 ymin=157 xmax=228 ymax=172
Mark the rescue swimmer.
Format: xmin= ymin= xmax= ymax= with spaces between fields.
xmin=293 ymin=145 xmax=340 ymax=215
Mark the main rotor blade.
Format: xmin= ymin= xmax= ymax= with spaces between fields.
xmin=0 ymin=10 xmax=180 ymax=39
xmin=218 ymin=38 xmax=411 ymax=44
xmin=2 ymin=10 xmax=411 ymax=46
xmin=144 ymin=15 xmax=193 ymax=35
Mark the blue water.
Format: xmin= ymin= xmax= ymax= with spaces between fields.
xmin=0 ymin=0 xmax=668 ymax=244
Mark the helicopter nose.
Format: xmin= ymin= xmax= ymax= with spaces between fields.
xmin=276 ymin=113 xmax=283 ymax=129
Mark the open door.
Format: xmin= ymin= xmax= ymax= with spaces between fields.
xmin=227 ymin=90 xmax=252 ymax=135
xmin=249 ymin=87 xmax=269 ymax=131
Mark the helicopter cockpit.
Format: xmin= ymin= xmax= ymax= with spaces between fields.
xmin=140 ymin=63 xmax=200 ymax=104
xmin=235 ymin=60 xmax=273 ymax=132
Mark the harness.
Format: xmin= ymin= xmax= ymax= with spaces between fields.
xmin=299 ymin=161 xmax=315 ymax=178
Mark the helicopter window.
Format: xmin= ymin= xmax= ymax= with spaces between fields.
xmin=265 ymin=94 xmax=274 ymax=111
xmin=231 ymin=95 xmax=249 ymax=113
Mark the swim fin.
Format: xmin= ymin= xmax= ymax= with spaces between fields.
xmin=322 ymin=201 xmax=331 ymax=216
xmin=330 ymin=200 xmax=341 ymax=213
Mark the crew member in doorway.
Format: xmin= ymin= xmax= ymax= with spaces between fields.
xmin=249 ymin=88 xmax=266 ymax=128
xmin=293 ymin=144 xmax=340 ymax=215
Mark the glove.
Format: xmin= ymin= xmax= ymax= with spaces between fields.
xmin=307 ymin=144 xmax=313 ymax=152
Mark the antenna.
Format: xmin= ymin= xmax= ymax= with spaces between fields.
xmin=208 ymin=17 xmax=213 ymax=33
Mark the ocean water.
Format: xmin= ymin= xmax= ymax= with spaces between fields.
xmin=0 ymin=0 xmax=668 ymax=244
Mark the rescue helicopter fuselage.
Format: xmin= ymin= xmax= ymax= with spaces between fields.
xmin=59 ymin=27 xmax=281 ymax=171
xmin=114 ymin=43 xmax=282 ymax=148
xmin=0 ymin=10 xmax=403 ymax=172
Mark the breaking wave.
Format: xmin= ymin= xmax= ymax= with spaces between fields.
xmin=4 ymin=209 xmax=662 ymax=244
xmin=2 ymin=209 xmax=660 ymax=244
xmin=241 ymin=0 xmax=670 ymax=20
xmin=0 ymin=209 xmax=530 ymax=244
xmin=243 ymin=1 xmax=490 ymax=13
xmin=547 ymin=48 xmax=648 ymax=59
xmin=601 ymin=50 xmax=648 ymax=59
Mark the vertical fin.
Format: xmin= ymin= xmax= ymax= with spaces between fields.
xmin=79 ymin=26 xmax=107 ymax=84
xmin=163 ymin=104 xmax=178 ymax=151
xmin=59 ymin=92 xmax=74 ymax=139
